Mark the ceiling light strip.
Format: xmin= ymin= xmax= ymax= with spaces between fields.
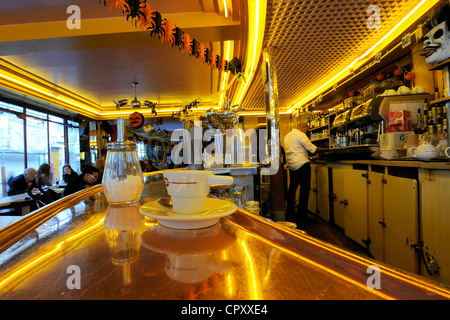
xmin=223 ymin=0 xmax=229 ymax=18
xmin=287 ymin=0 xmax=440 ymax=113
xmin=234 ymin=0 xmax=266 ymax=106
xmin=0 ymin=70 xmax=102 ymax=117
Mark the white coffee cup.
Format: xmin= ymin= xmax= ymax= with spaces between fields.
xmin=445 ymin=147 xmax=450 ymax=159
xmin=163 ymin=170 xmax=233 ymax=215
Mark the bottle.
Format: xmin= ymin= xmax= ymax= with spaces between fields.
xmin=416 ymin=108 xmax=423 ymax=130
xmin=435 ymin=88 xmax=439 ymax=100
xmin=423 ymin=99 xmax=429 ymax=124
xmin=436 ymin=124 xmax=448 ymax=158
xmin=423 ymin=113 xmax=428 ymax=128
xmin=430 ymin=106 xmax=437 ymax=126
xmin=427 ymin=125 xmax=438 ymax=146
xmin=102 ymin=141 xmax=144 ymax=205
xmin=436 ymin=105 xmax=443 ymax=125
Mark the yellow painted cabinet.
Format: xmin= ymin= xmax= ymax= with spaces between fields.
xmin=368 ymin=171 xmax=418 ymax=273
xmin=368 ymin=171 xmax=385 ymax=262
xmin=383 ymin=174 xmax=418 ymax=274
xmin=419 ymin=170 xmax=450 ymax=285
xmin=308 ymin=163 xmax=330 ymax=222
xmin=308 ymin=163 xmax=318 ymax=214
xmin=316 ymin=164 xmax=329 ymax=222
xmin=343 ymin=169 xmax=369 ymax=247
xmin=329 ymin=164 xmax=350 ymax=229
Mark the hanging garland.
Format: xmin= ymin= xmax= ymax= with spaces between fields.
xmin=101 ymin=0 xmax=241 ymax=74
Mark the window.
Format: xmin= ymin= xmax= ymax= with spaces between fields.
xmin=0 ymin=104 xmax=25 ymax=195
xmin=0 ymin=100 xmax=81 ymax=195
xmin=49 ymin=117 xmax=66 ymax=180
xmin=26 ymin=109 xmax=49 ymax=170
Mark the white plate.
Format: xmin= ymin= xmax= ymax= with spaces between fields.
xmin=139 ymin=198 xmax=237 ymax=229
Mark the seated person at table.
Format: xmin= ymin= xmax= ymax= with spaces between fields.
xmin=143 ymin=159 xmax=158 ymax=172
xmin=8 ymin=168 xmax=37 ymax=196
xmin=62 ymin=164 xmax=78 ymax=183
xmin=35 ymin=163 xmax=52 ymax=189
xmin=63 ymin=165 xmax=100 ymax=197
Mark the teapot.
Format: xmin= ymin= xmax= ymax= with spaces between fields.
xmin=408 ymin=142 xmax=439 ymax=160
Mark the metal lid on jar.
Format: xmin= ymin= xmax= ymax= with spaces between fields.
xmin=106 ymin=141 xmax=137 ymax=151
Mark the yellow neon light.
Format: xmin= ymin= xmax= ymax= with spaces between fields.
xmin=223 ymin=0 xmax=229 ymax=18
xmin=0 ymin=71 xmax=102 ymax=116
xmin=234 ymin=0 xmax=266 ymax=106
xmin=238 ymin=111 xmax=291 ymax=116
xmin=0 ymin=73 xmax=55 ymax=98
xmin=287 ymin=0 xmax=441 ymax=113
xmin=0 ymin=218 xmax=104 ymax=288
xmin=56 ymin=96 xmax=101 ymax=115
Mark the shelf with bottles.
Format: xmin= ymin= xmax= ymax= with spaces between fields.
xmin=308 ymin=111 xmax=330 ymax=130
xmin=311 ymin=136 xmax=330 ymax=143
xmin=416 ymin=99 xmax=448 ymax=157
xmin=430 ymin=96 xmax=450 ymax=105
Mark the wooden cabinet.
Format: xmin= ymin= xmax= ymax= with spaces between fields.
xmin=309 ymin=163 xmax=330 ymax=221
xmin=383 ymin=174 xmax=418 ymax=274
xmin=317 ymin=164 xmax=329 ymax=221
xmin=342 ymin=168 xmax=369 ymax=247
xmin=419 ymin=169 xmax=450 ymax=285
xmin=328 ymin=164 xmax=419 ymax=274
xmin=308 ymin=163 xmax=318 ymax=214
xmin=367 ymin=171 xmax=385 ymax=262
xmin=326 ymin=162 xmax=449 ymax=286
xmin=329 ymin=164 xmax=351 ymax=228
xmin=367 ymin=170 xmax=419 ymax=273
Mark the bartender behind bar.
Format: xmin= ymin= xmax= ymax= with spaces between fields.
xmin=284 ymin=122 xmax=328 ymax=224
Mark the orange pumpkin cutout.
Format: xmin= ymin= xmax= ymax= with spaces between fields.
xmin=129 ymin=112 xmax=144 ymax=129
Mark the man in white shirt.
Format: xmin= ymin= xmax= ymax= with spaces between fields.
xmin=284 ymin=122 xmax=328 ymax=223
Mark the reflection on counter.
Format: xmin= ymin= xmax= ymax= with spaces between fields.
xmin=141 ymin=223 xmax=235 ymax=283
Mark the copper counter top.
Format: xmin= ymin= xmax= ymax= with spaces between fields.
xmin=1 ymin=172 xmax=449 ymax=300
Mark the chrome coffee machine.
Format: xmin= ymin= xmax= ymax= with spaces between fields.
xmin=329 ymin=93 xmax=433 ymax=158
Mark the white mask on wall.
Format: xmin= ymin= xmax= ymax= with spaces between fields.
xmin=422 ymin=21 xmax=450 ymax=64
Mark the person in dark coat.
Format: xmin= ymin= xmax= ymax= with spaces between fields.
xmin=8 ymin=168 xmax=37 ymax=196
xmin=62 ymin=164 xmax=78 ymax=183
xmin=35 ymin=163 xmax=52 ymax=189
xmin=63 ymin=165 xmax=99 ymax=197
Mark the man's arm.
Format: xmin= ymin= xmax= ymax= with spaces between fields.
xmin=315 ymin=146 xmax=329 ymax=153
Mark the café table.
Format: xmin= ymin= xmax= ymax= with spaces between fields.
xmin=0 ymin=193 xmax=36 ymax=216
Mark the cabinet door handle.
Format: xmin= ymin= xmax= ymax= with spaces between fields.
xmin=340 ymin=200 xmax=348 ymax=206
xmin=378 ymin=220 xmax=386 ymax=227
xmin=329 ymin=193 xmax=337 ymax=200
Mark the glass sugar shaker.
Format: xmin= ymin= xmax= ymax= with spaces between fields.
xmin=102 ymin=141 xmax=144 ymax=205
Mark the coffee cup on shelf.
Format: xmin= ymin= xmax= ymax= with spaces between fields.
xmin=163 ymin=170 xmax=233 ymax=215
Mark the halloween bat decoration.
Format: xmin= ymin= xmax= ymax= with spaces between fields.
xmin=129 ymin=111 xmax=145 ymax=129
xmin=101 ymin=0 xmax=241 ymax=74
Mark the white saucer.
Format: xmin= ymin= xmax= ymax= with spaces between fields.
xmin=139 ymin=198 xmax=237 ymax=229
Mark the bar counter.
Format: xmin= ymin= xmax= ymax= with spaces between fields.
xmin=1 ymin=171 xmax=450 ymax=300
